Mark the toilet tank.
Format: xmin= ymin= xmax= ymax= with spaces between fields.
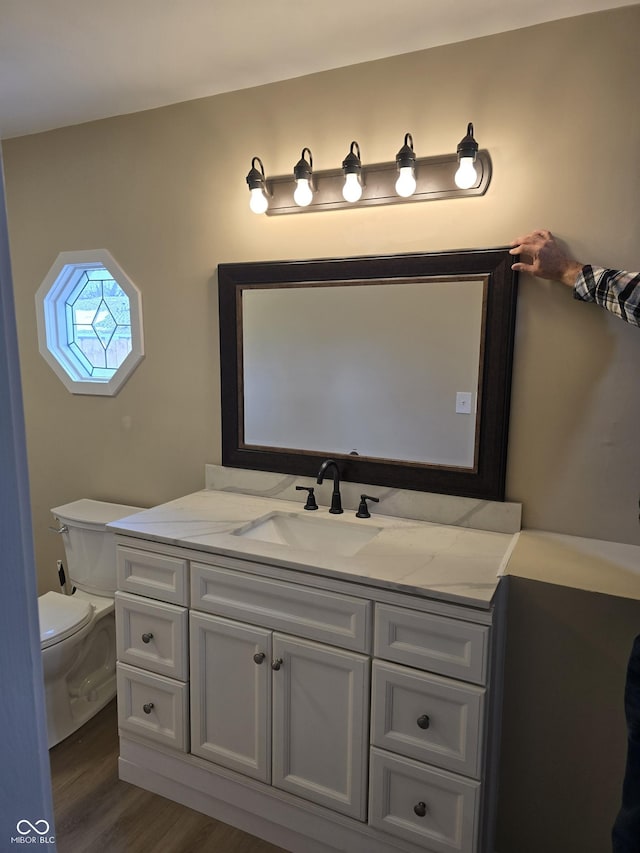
xmin=51 ymin=499 xmax=144 ymax=596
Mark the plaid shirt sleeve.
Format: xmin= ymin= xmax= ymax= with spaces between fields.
xmin=574 ymin=265 xmax=640 ymax=327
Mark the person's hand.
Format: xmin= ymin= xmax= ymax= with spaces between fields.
xmin=509 ymin=229 xmax=583 ymax=288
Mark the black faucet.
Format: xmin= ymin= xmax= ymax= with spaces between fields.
xmin=295 ymin=485 xmax=318 ymax=510
xmin=317 ymin=459 xmax=343 ymax=514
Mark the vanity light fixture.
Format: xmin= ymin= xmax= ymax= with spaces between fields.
xmin=395 ymin=133 xmax=417 ymax=198
xmin=245 ymin=123 xmax=491 ymax=215
xmin=341 ymin=141 xmax=363 ymax=203
xmin=293 ymin=147 xmax=314 ymax=207
xmin=246 ymin=156 xmax=270 ymax=214
xmin=454 ymin=123 xmax=479 ymax=190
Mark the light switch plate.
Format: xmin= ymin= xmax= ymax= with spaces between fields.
xmin=456 ymin=391 xmax=473 ymax=414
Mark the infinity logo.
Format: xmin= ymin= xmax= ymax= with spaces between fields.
xmin=16 ymin=820 xmax=50 ymax=836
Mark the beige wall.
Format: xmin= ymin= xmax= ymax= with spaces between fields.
xmin=5 ymin=8 xmax=640 ymax=588
xmin=3 ymin=10 xmax=640 ymax=850
xmin=4 ymin=8 xmax=640 ymax=586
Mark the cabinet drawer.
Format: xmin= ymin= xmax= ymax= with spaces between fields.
xmin=117 ymin=545 xmax=188 ymax=605
xmin=191 ymin=563 xmax=371 ymax=653
xmin=369 ymin=748 xmax=480 ymax=853
xmin=374 ymin=604 xmax=489 ymax=685
xmin=117 ymin=662 xmax=188 ymax=751
xmin=116 ymin=592 xmax=188 ymax=680
xmin=371 ymin=660 xmax=484 ymax=778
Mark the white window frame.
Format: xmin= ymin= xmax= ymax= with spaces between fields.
xmin=35 ymin=249 xmax=144 ymax=396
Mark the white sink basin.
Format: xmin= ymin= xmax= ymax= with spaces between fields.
xmin=233 ymin=511 xmax=381 ymax=557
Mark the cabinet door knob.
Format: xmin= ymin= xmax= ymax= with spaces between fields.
xmin=416 ymin=714 xmax=430 ymax=730
xmin=271 ymin=658 xmax=283 ymax=671
xmin=253 ymin=652 xmax=266 ymax=665
xmin=141 ymin=632 xmax=154 ymax=644
xmin=413 ymin=801 xmax=427 ymax=818
xmin=143 ymin=702 xmax=154 ymax=715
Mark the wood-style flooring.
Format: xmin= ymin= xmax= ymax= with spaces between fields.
xmin=49 ymin=700 xmax=288 ymax=853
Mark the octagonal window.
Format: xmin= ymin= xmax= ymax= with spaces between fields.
xmin=35 ymin=250 xmax=144 ymax=395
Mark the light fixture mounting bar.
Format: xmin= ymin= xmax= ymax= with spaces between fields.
xmin=263 ymin=150 xmax=491 ymax=216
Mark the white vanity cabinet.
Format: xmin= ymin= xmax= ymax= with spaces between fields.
xmin=114 ymin=536 xmax=504 ymax=853
xmin=114 ymin=545 xmax=190 ymax=751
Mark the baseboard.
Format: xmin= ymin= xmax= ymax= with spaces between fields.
xmin=119 ymin=737 xmax=428 ymax=853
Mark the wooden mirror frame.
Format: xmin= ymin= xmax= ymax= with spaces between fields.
xmin=218 ymin=249 xmax=518 ymax=501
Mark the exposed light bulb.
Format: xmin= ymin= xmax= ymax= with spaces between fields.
xmin=395 ymin=133 xmax=417 ymax=198
xmin=454 ymin=157 xmax=478 ymax=189
xmin=292 ymin=148 xmax=314 ymax=208
xmin=342 ymin=172 xmax=363 ymax=203
xmin=341 ymin=141 xmax=363 ymax=204
xmin=293 ymin=178 xmax=313 ymax=207
xmin=249 ymin=187 xmax=269 ymax=214
xmin=246 ymin=157 xmax=269 ymax=214
xmin=395 ymin=166 xmax=417 ymax=198
xmin=396 ymin=133 xmax=417 ymax=198
xmin=455 ymin=123 xmax=479 ymax=190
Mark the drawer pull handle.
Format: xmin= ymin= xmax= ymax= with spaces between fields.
xmin=253 ymin=652 xmax=266 ymax=665
xmin=271 ymin=658 xmax=283 ymax=671
xmin=417 ymin=714 xmax=430 ymax=730
xmin=413 ymin=802 xmax=428 ymax=818
xmin=141 ymin=633 xmax=154 ymax=644
xmin=142 ymin=702 xmax=154 ymax=715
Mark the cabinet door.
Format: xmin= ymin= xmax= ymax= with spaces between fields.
xmin=190 ymin=612 xmax=272 ymax=782
xmin=271 ymin=633 xmax=370 ymax=821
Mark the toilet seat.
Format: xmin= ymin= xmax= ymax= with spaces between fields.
xmin=39 ymin=591 xmax=94 ymax=649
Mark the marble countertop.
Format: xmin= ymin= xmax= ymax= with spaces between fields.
xmin=108 ymin=489 xmax=517 ymax=609
xmin=505 ymin=530 xmax=640 ymax=601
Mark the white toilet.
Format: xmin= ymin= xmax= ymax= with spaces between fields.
xmin=38 ymin=498 xmax=143 ymax=747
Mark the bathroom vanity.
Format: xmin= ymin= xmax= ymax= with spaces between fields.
xmin=110 ymin=475 xmax=517 ymax=853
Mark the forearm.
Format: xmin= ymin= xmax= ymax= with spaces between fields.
xmin=574 ymin=266 xmax=640 ymax=327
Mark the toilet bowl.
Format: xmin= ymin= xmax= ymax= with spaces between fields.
xmin=38 ymin=499 xmax=143 ymax=747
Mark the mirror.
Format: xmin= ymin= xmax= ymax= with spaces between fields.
xmin=241 ymin=278 xmax=484 ymax=467
xmin=218 ymin=249 xmax=518 ymax=501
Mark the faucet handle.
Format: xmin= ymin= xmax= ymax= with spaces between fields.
xmin=295 ymin=486 xmax=318 ymax=511
xmin=356 ymin=494 xmax=380 ymax=519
